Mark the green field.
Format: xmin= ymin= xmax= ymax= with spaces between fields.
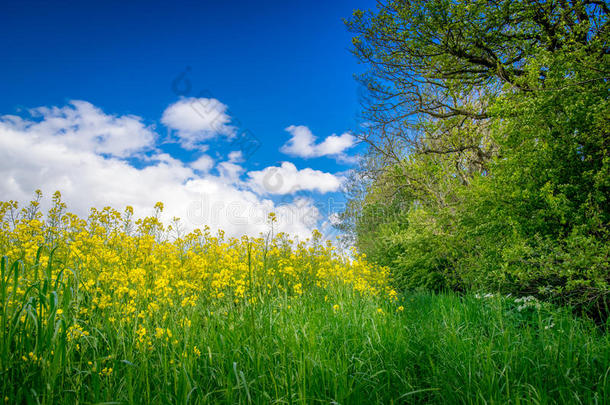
xmin=2 ymin=257 xmax=608 ymax=404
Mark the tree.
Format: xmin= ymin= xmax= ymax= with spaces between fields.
xmin=342 ymin=0 xmax=610 ymax=318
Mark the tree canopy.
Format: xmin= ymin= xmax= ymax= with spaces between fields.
xmin=341 ymin=0 xmax=610 ymax=320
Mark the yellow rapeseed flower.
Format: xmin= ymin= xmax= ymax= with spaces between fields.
xmin=1 ymin=195 xmax=394 ymax=361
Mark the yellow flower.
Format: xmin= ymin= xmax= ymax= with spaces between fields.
xmin=99 ymin=367 xmax=113 ymax=376
xmin=0 ymin=196 xmax=395 ymax=367
xmin=397 ymin=306 xmax=404 ymax=312
xmin=293 ymin=283 xmax=303 ymax=295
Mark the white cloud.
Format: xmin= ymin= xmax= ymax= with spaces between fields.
xmin=217 ymin=161 xmax=245 ymax=183
xmin=227 ymin=150 xmax=243 ymax=163
xmin=190 ymin=154 xmax=214 ymax=173
xmin=7 ymin=100 xmax=156 ymax=158
xmin=247 ymin=162 xmax=343 ymax=195
xmin=0 ymin=101 xmax=321 ymax=239
xmin=161 ymin=97 xmax=234 ymax=148
xmin=280 ymin=125 xmax=355 ymax=159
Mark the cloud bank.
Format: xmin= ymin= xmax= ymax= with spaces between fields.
xmin=0 ymin=101 xmax=342 ymax=238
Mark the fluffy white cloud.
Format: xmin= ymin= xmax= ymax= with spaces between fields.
xmin=217 ymin=161 xmax=245 ymax=183
xmin=4 ymin=100 xmax=156 ymax=158
xmin=161 ymin=97 xmax=234 ymax=148
xmin=247 ymin=162 xmax=343 ymax=195
xmin=190 ymin=154 xmax=214 ymax=173
xmin=0 ymin=101 xmax=320 ymax=239
xmin=280 ymin=125 xmax=355 ymax=159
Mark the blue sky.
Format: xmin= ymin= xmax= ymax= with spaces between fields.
xmin=0 ymin=0 xmax=375 ymax=238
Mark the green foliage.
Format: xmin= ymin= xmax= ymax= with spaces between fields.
xmin=343 ymin=0 xmax=610 ymax=319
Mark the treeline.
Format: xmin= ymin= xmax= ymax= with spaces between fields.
xmin=339 ymin=0 xmax=609 ymax=320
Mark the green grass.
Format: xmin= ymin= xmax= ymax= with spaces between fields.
xmin=1 ymin=260 xmax=609 ymax=404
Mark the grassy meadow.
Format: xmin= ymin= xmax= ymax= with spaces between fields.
xmin=0 ymin=194 xmax=608 ymax=404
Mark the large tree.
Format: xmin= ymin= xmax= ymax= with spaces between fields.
xmin=342 ymin=0 xmax=609 ymax=317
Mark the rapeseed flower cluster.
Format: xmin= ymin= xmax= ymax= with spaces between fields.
xmin=0 ymin=191 xmax=393 ymax=359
